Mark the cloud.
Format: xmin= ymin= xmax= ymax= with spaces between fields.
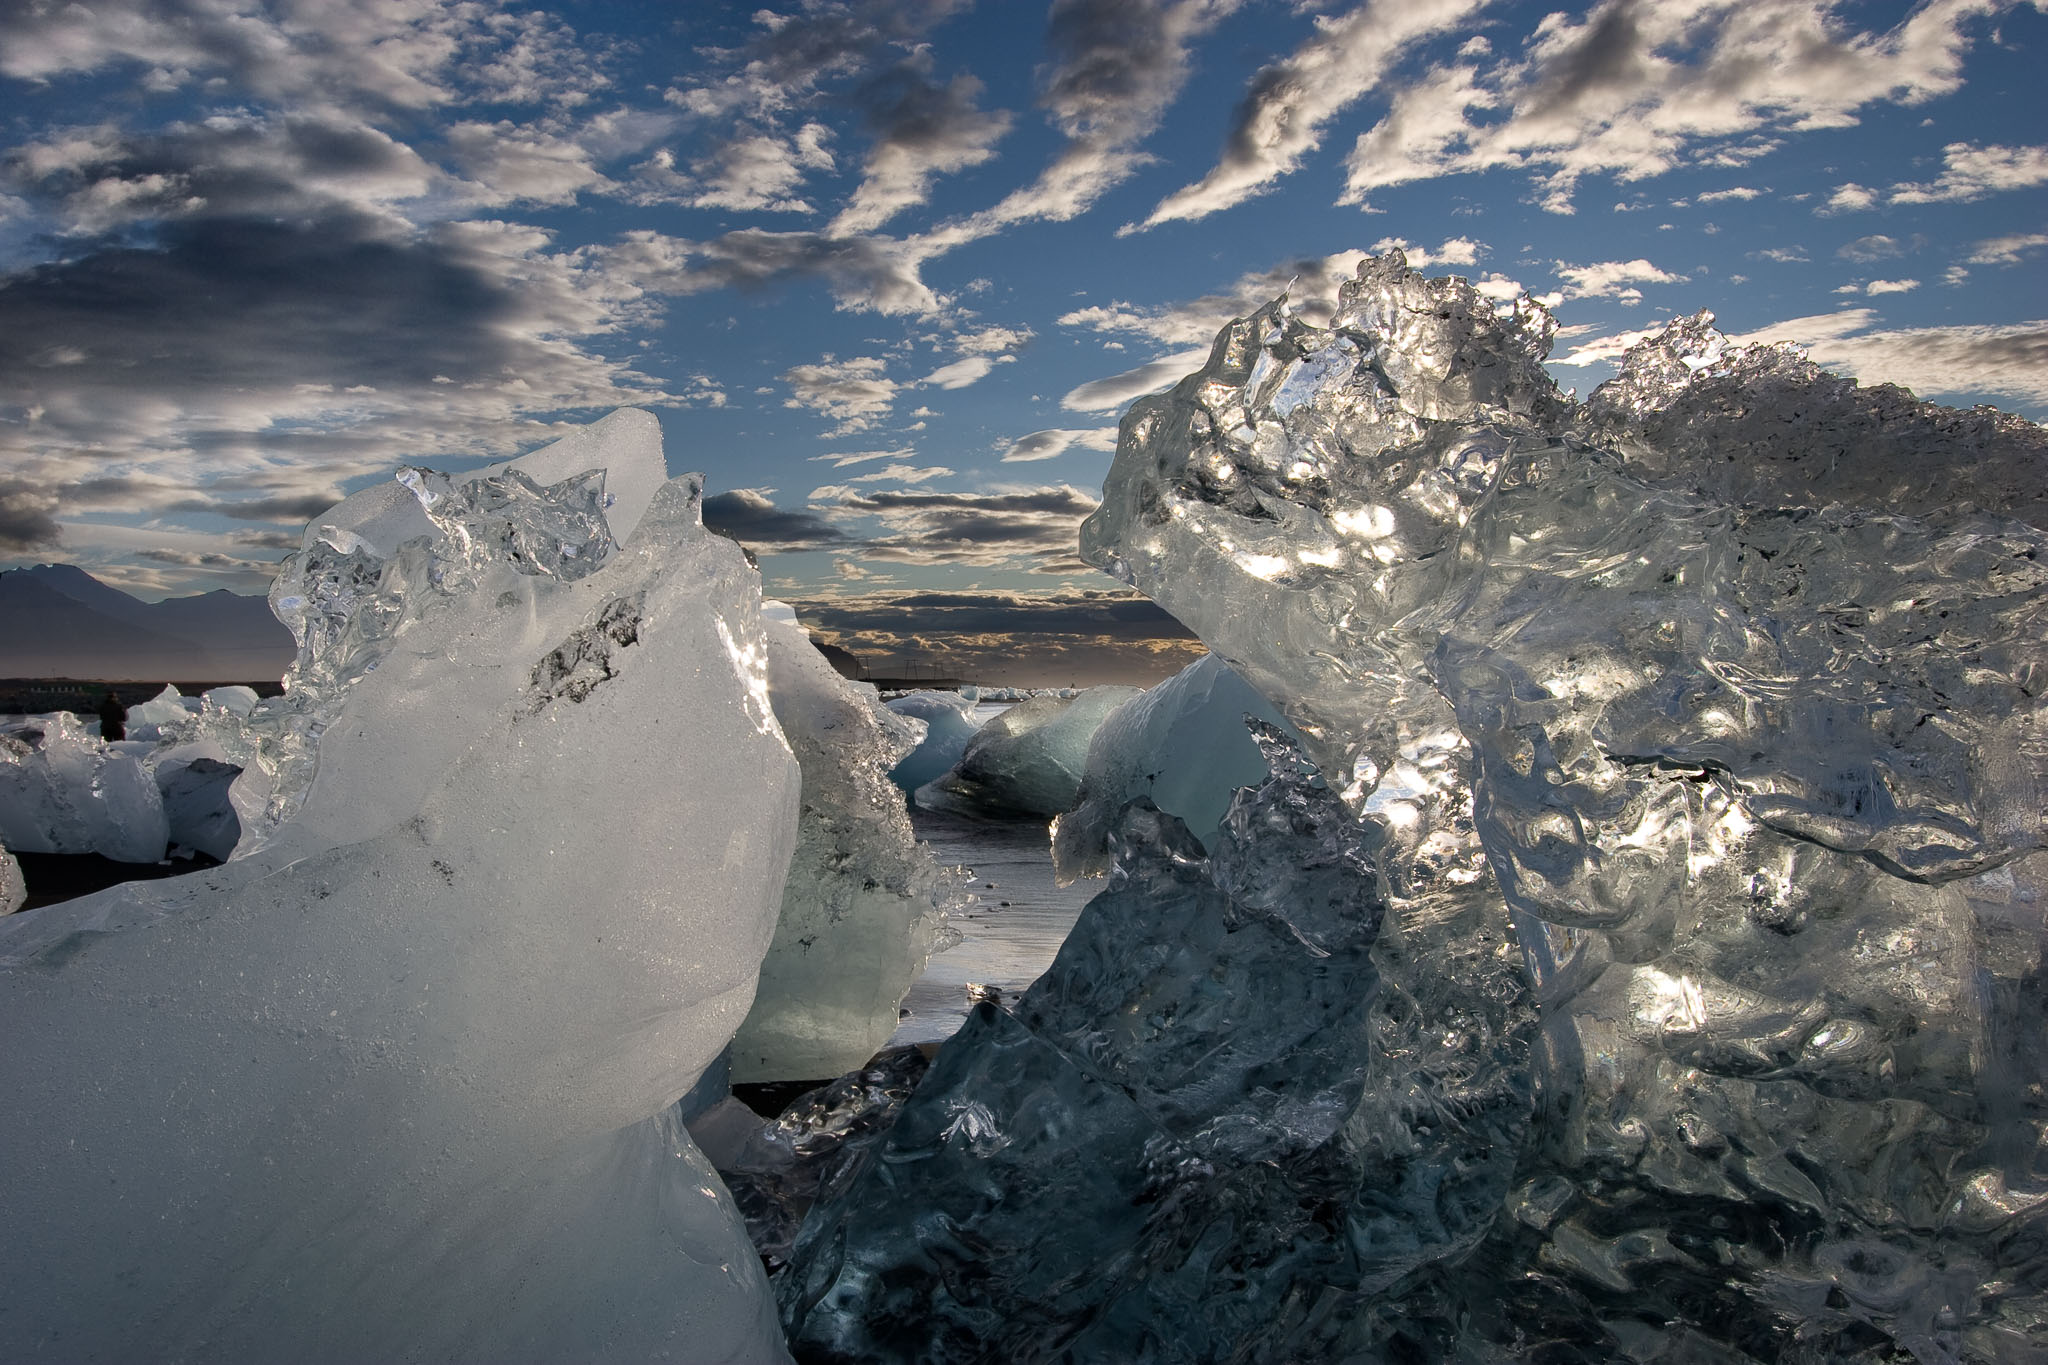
xmin=1058 ymin=249 xmax=1374 ymax=350
xmin=1836 ymin=234 xmax=1903 ymax=263
xmin=445 ymin=120 xmax=613 ymax=207
xmin=927 ymin=0 xmax=1242 ymax=242
xmin=1733 ymin=311 xmax=2048 ymax=408
xmin=951 ymin=324 xmax=1034 ymax=354
xmin=1820 ymin=182 xmax=1878 ymax=214
xmin=794 ymin=587 xmax=1204 ymax=684
xmin=666 ymin=0 xmax=971 ymax=121
xmin=822 ymin=485 xmax=1103 ymax=570
xmin=829 ymin=54 xmax=1012 ymax=234
xmin=780 ymin=355 xmax=899 ymax=431
xmin=1864 ymin=278 xmax=1919 ymax=295
xmin=1696 ymin=185 xmax=1763 ymax=202
xmin=0 ymin=480 xmax=63 ymax=552
xmin=1553 ymin=257 xmax=1683 ymax=301
xmin=0 ymin=212 xmax=666 ymax=529
xmin=3 ymin=112 xmax=443 ymax=237
xmin=598 ymin=227 xmax=942 ymax=316
xmin=1342 ymin=0 xmax=1998 ymax=213
xmin=1137 ymin=0 xmax=1484 ymax=229
xmin=922 ymin=355 xmax=1009 ymax=389
xmin=1963 ymin=232 xmax=2048 ymax=267
xmin=701 ymin=488 xmax=853 ymax=552
xmin=1002 ymin=428 xmax=1119 ymax=462
xmin=0 ymin=0 xmax=604 ymax=112
xmin=1061 ymin=349 xmax=1212 ymax=411
xmin=1565 ymin=309 xmax=2048 ymax=411
xmin=1369 ymin=235 xmax=1484 ymax=268
xmin=810 ymin=447 xmax=918 ymax=468
xmin=1889 ymin=141 xmax=2048 ymax=204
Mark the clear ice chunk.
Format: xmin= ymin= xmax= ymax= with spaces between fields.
xmin=789 ymin=251 xmax=2048 ymax=1358
xmin=882 ymin=689 xmax=984 ymax=796
xmin=0 ymin=411 xmax=801 ymax=1361
xmin=780 ymin=730 xmax=1535 ymax=1360
xmin=0 ymin=711 xmax=170 ymax=863
xmin=914 ymin=685 xmax=1143 ymax=819
xmin=728 ymin=615 xmax=964 ymax=1083
xmin=1050 ymin=652 xmax=1299 ymax=881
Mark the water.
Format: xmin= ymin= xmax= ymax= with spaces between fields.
xmin=888 ymin=805 xmax=1096 ymax=1047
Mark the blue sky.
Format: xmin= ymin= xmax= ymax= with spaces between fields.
xmin=1 ymin=0 xmax=2043 ymax=682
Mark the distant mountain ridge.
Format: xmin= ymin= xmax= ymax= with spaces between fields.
xmin=0 ymin=564 xmax=294 ymax=682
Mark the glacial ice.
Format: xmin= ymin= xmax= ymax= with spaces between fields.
xmin=0 ymin=711 xmax=170 ymax=863
xmin=153 ymin=754 xmax=243 ymax=860
xmin=883 ymin=689 xmax=984 ymax=796
xmin=915 ymin=685 xmax=1142 ymax=819
xmin=729 ymin=614 xmax=962 ymax=1083
xmin=0 ymin=839 xmax=22 ymax=914
xmin=0 ymin=411 xmax=801 ymax=1361
xmin=1050 ymin=652 xmax=1296 ymax=881
xmin=784 ymin=253 xmax=2048 ymax=1359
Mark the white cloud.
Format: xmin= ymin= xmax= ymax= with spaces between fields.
xmin=1554 ymin=257 xmax=1684 ymax=301
xmin=1821 ymin=182 xmax=1877 ymax=214
xmin=1734 ymin=311 xmax=2048 ymax=407
xmin=446 ymin=121 xmax=612 ymax=206
xmin=922 ymin=355 xmax=1013 ymax=389
xmin=1889 ymin=142 xmax=2048 ymax=204
xmin=1342 ymin=0 xmax=1999 ymax=214
xmin=828 ymin=59 xmax=1011 ymax=234
xmin=1135 ymin=0 xmax=1484 ymax=229
xmin=781 ymin=355 xmax=899 ymax=432
xmin=951 ymin=324 xmax=1034 ymax=355
xmin=1061 ymin=348 xmax=1210 ymax=411
xmin=1836 ymin=234 xmax=1902 ymax=263
xmin=810 ymin=447 xmax=918 ymax=468
xmin=1865 ymin=278 xmax=1919 ymax=295
xmin=848 ymin=463 xmax=954 ymax=484
xmin=1964 ymin=232 xmax=2048 ymax=267
xmin=1002 ymin=427 xmax=1119 ymax=462
xmin=1370 ymin=235 xmax=1485 ymax=268
xmin=1696 ymin=185 xmax=1763 ymax=202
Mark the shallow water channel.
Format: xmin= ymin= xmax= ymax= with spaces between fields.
xmin=887 ymin=805 xmax=1096 ymax=1048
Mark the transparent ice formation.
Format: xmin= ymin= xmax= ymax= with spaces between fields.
xmin=729 ymin=615 xmax=963 ymax=1083
xmin=153 ymin=754 xmax=242 ymax=860
xmin=915 ymin=685 xmax=1143 ymax=819
xmin=0 ymin=411 xmax=801 ymax=1362
xmin=722 ymin=1044 xmax=931 ymax=1269
xmin=782 ymin=727 xmax=1536 ymax=1359
xmin=0 ymin=711 xmax=170 ymax=863
xmin=883 ymin=689 xmax=984 ymax=796
xmin=790 ymin=253 xmax=2048 ymax=1360
xmin=1050 ymin=652 xmax=1297 ymax=881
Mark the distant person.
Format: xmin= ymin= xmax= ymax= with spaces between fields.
xmin=97 ymin=691 xmax=125 ymax=743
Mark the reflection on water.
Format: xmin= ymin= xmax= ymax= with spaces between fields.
xmin=888 ymin=805 xmax=1095 ymax=1047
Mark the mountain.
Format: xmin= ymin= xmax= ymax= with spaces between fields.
xmin=0 ymin=564 xmax=294 ymax=682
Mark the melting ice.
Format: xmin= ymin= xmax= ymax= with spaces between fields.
xmin=780 ymin=252 xmax=2048 ymax=1361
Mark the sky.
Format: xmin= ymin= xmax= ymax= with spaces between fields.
xmin=0 ymin=0 xmax=2044 ymax=684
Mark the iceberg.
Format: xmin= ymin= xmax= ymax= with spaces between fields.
xmin=0 ymin=711 xmax=170 ymax=864
xmin=1050 ymin=652 xmax=1297 ymax=881
xmin=882 ymin=689 xmax=984 ymax=796
xmin=0 ymin=411 xmax=801 ymax=1362
xmin=915 ymin=685 xmax=1142 ymax=819
xmin=153 ymin=754 xmax=243 ymax=860
xmin=729 ymin=613 xmax=962 ymax=1083
xmin=785 ymin=253 xmax=2048 ymax=1358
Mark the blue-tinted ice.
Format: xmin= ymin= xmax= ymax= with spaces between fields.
xmin=780 ymin=253 xmax=2048 ymax=1360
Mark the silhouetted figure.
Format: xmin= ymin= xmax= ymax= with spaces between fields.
xmin=96 ymin=692 xmax=125 ymax=743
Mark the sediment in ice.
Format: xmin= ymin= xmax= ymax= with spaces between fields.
xmin=0 ymin=840 xmax=22 ymax=914
xmin=1050 ymin=652 xmax=1296 ymax=881
xmin=0 ymin=410 xmax=801 ymax=1362
xmin=882 ymin=689 xmax=983 ymax=796
xmin=729 ymin=614 xmax=962 ymax=1083
xmin=915 ymin=685 xmax=1142 ymax=819
xmin=790 ymin=251 xmax=2048 ymax=1359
